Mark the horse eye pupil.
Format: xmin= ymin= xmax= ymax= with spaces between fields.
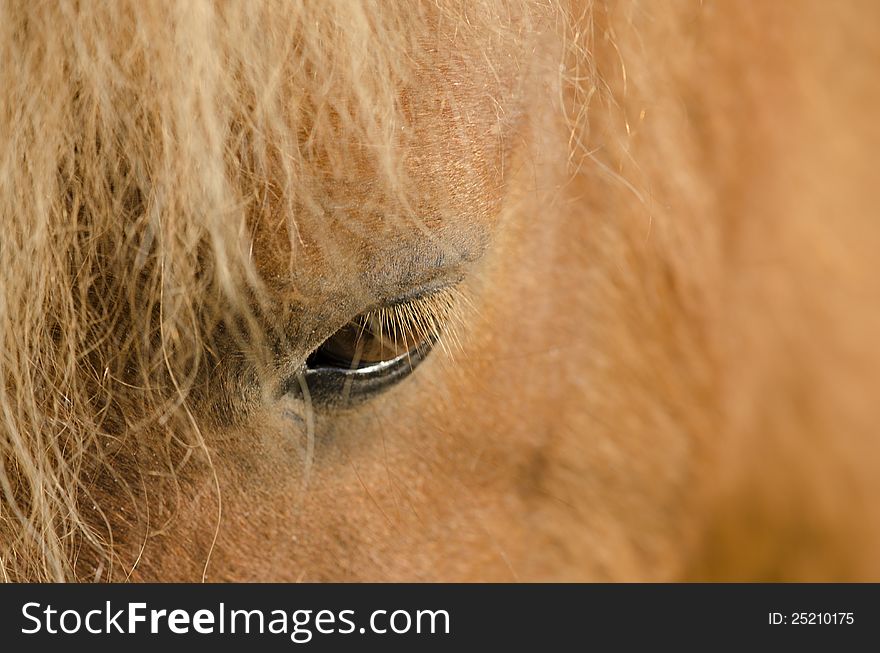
xmin=306 ymin=315 xmax=419 ymax=371
xmin=306 ymin=324 xmax=364 ymax=369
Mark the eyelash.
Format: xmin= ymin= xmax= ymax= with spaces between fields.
xmin=305 ymin=285 xmax=467 ymax=373
xmin=357 ymin=286 xmax=466 ymax=359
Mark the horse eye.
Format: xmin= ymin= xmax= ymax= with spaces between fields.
xmin=286 ymin=289 xmax=459 ymax=408
xmin=306 ymin=313 xmax=423 ymax=371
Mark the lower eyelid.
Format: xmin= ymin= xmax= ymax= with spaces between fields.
xmin=282 ymin=338 xmax=434 ymax=408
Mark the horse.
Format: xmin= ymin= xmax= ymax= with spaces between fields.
xmin=2 ymin=0 xmax=879 ymax=581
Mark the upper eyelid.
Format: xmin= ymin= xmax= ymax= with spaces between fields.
xmin=276 ymin=272 xmax=465 ymax=375
xmin=369 ymin=273 xmax=464 ymax=312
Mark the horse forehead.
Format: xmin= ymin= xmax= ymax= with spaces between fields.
xmin=247 ymin=103 xmax=513 ymax=297
xmin=240 ymin=9 xmax=529 ymax=290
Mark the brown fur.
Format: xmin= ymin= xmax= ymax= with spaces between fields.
xmin=1 ymin=0 xmax=879 ymax=581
